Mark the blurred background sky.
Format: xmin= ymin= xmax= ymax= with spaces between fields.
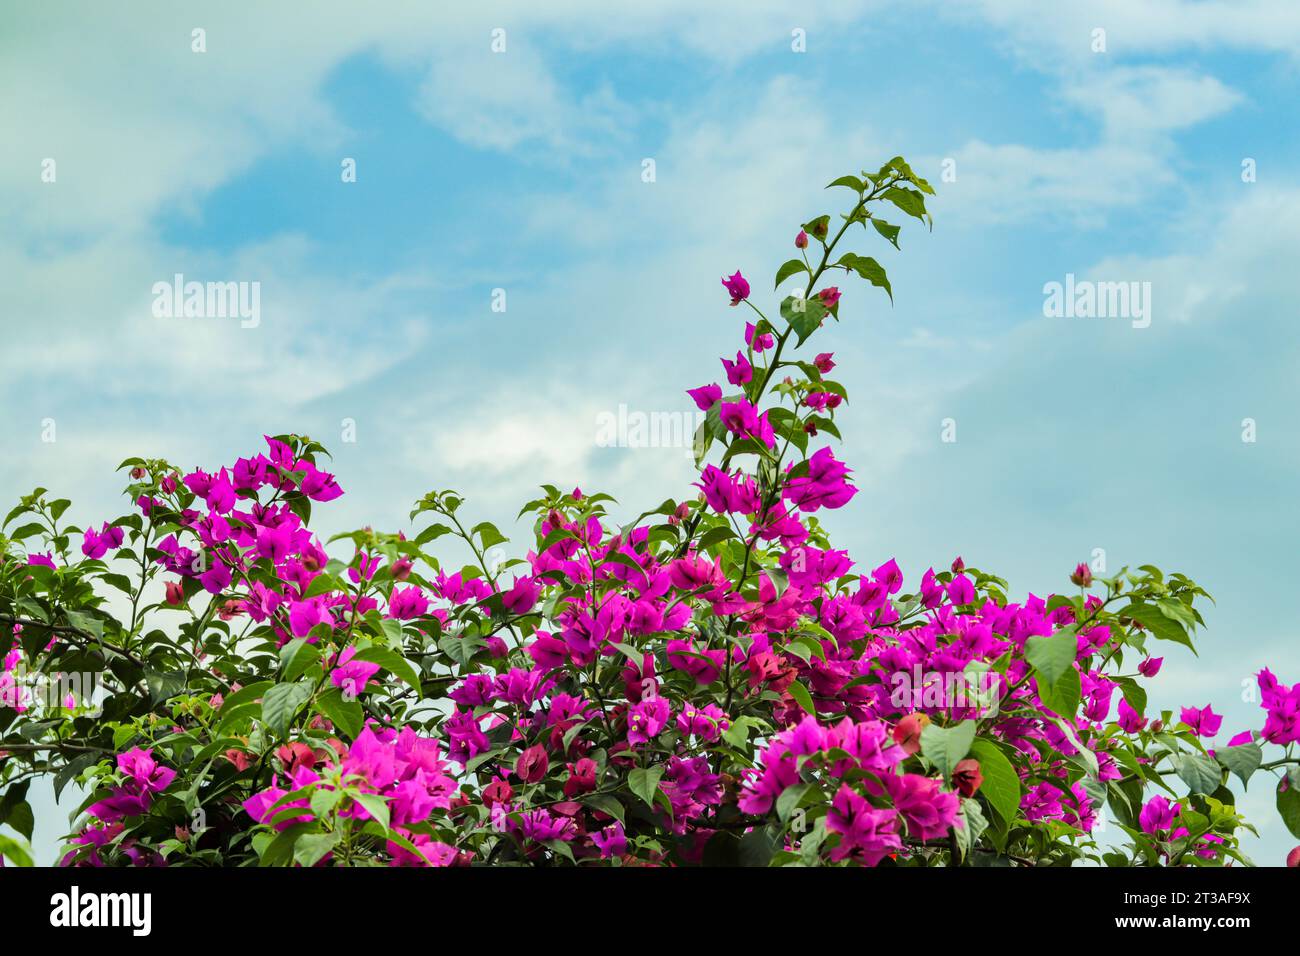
xmin=3 ymin=0 xmax=1298 ymax=864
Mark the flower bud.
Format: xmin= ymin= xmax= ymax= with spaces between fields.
xmin=164 ymin=581 xmax=185 ymax=606
xmin=952 ymin=758 xmax=984 ymax=797
xmin=795 ymin=229 xmax=808 ymax=249
xmin=1070 ymin=562 xmax=1093 ymax=587
xmin=1288 ymin=846 xmax=1300 ymax=867
xmin=892 ymin=712 xmax=930 ymax=755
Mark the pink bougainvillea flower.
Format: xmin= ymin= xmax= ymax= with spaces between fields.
xmin=946 ymin=573 xmax=975 ymax=606
xmin=515 ymin=744 xmax=549 ymax=783
xmin=331 ymin=646 xmax=381 ymax=697
xmin=501 ymin=575 xmax=540 ymax=614
xmin=81 ymin=522 xmax=125 ymax=559
xmin=718 ymin=399 xmax=775 ymax=448
xmin=386 ymin=585 xmax=429 ymax=620
xmin=827 ymin=784 xmax=902 ymax=865
xmin=686 ymin=382 xmax=722 ymax=411
xmin=592 ymin=821 xmax=627 ymax=859
xmin=885 ymin=773 xmax=959 ymax=842
xmin=744 ymin=321 xmax=774 ymax=353
xmin=117 ymin=747 xmax=176 ymax=794
xmin=782 ymin=447 xmax=857 ymax=512
xmin=1180 ymin=704 xmax=1223 ymax=738
xmin=721 ymin=270 xmax=750 ymax=305
xmin=721 ymin=351 xmax=752 ymax=386
xmin=817 ymin=286 xmax=841 ymax=308
xmin=627 ymin=696 xmax=670 ymax=746
xmin=1139 ymin=795 xmax=1180 ymax=835
xmin=1138 ymin=656 xmax=1163 ymax=678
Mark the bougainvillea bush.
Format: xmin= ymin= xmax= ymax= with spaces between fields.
xmin=3 ymin=157 xmax=1299 ymax=869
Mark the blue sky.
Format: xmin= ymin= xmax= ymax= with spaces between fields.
xmin=3 ymin=0 xmax=1300 ymax=863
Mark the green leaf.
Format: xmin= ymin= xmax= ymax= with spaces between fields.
xmin=471 ymin=521 xmax=509 ymax=550
xmin=1215 ymin=743 xmax=1262 ymax=787
xmin=1277 ymin=778 xmax=1300 ymax=839
xmin=774 ymin=258 xmax=809 ymax=289
xmin=737 ymin=828 xmax=776 ymax=867
xmin=826 ymin=174 xmax=864 ymax=193
xmin=969 ymin=738 xmax=1021 ymax=826
xmin=63 ymin=609 xmax=104 ymax=642
xmin=883 ymin=185 xmax=930 ymax=225
xmin=1173 ymin=752 xmax=1223 ymax=795
xmin=919 ymin=720 xmax=976 ymax=778
xmin=438 ymin=633 xmax=488 ymax=669
xmin=302 ymin=573 xmax=345 ymax=599
xmin=316 ymin=687 xmax=364 ymax=740
xmin=780 ymin=294 xmax=828 ymax=347
xmin=871 ymin=219 xmax=901 ymax=249
xmin=628 ymin=766 xmax=665 ymax=809
xmin=279 ymin=638 xmax=320 ymax=681
xmin=1121 ymin=602 xmax=1195 ymax=652
xmin=1037 ymin=665 xmax=1081 ymax=719
xmin=955 ymin=798 xmax=989 ymax=860
xmin=776 ymin=783 xmax=812 ymax=823
xmin=1024 ymin=630 xmax=1077 ymax=688
xmin=413 ymin=523 xmax=453 ymax=547
xmin=353 ymin=792 xmax=391 ymax=831
xmin=582 ymin=793 xmax=625 ymax=826
xmin=261 ymin=682 xmax=312 ymax=739
xmin=352 ymin=646 xmax=421 ymax=692
xmin=786 ymin=681 xmax=815 ymax=715
xmin=219 ymin=680 xmax=274 ymax=713
xmin=292 ymin=830 xmax=340 ymax=868
xmin=0 ymin=832 xmax=34 ymax=867
xmin=836 ymin=253 xmax=892 ymax=302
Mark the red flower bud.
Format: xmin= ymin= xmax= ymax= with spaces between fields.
xmin=951 ymin=556 xmax=965 ymax=573
xmin=1288 ymin=846 xmax=1300 ymax=867
xmin=952 ymin=758 xmax=984 ymax=797
xmin=164 ymin=581 xmax=185 ymax=606
xmin=795 ymin=229 xmax=808 ymax=249
xmin=892 ymin=712 xmax=930 ymax=755
xmin=1070 ymin=562 xmax=1093 ymax=587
